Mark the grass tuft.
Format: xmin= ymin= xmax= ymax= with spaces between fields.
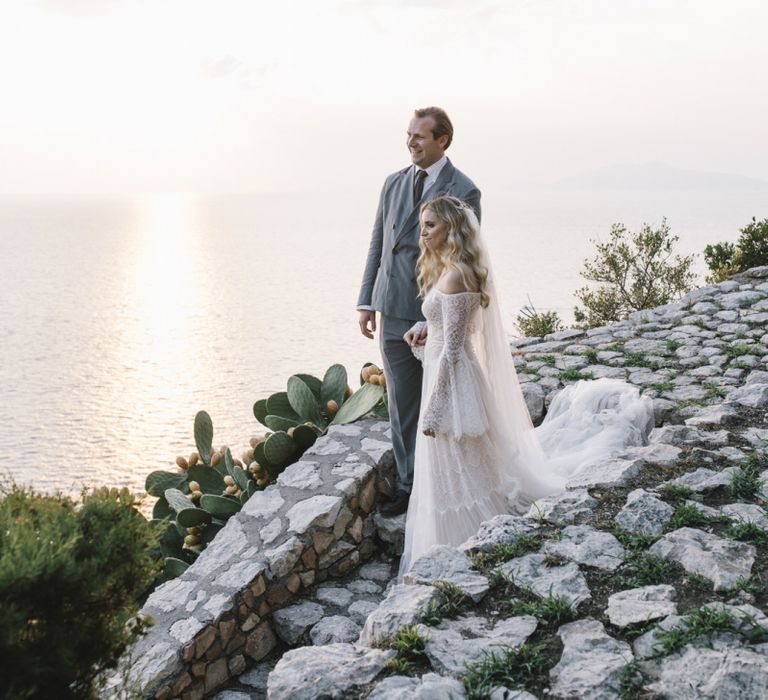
xmin=504 ymin=592 xmax=575 ymax=625
xmin=561 ymin=368 xmax=594 ymax=381
xmin=420 ymin=581 xmax=468 ymax=625
xmin=472 ymin=535 xmax=543 ymax=573
xmin=724 ymin=521 xmax=768 ymax=546
xmin=463 ymin=642 xmax=552 ymax=699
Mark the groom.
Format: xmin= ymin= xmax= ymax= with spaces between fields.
xmin=357 ymin=106 xmax=481 ymax=516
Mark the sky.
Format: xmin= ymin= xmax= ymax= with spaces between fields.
xmin=1 ymin=0 xmax=767 ymax=195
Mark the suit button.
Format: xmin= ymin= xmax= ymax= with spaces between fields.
xmin=392 ymin=248 xmax=399 ymax=255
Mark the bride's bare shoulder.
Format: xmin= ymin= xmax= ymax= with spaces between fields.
xmin=436 ymin=269 xmax=467 ymax=294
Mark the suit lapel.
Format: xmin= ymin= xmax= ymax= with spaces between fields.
xmin=394 ymin=159 xmax=456 ymax=245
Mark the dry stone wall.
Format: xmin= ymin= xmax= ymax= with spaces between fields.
xmin=122 ymin=420 xmax=395 ymax=699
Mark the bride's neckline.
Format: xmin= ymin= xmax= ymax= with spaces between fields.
xmin=432 ymin=288 xmax=480 ymax=296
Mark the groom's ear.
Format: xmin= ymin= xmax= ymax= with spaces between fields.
xmin=437 ymin=134 xmax=450 ymax=150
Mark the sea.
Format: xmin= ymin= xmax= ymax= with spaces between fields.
xmin=1 ymin=187 xmax=764 ymax=496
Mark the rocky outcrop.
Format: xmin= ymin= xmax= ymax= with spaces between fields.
xmin=124 ymin=267 xmax=768 ymax=699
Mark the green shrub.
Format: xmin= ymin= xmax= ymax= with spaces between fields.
xmin=515 ymin=299 xmax=563 ymax=338
xmin=573 ymin=218 xmax=697 ymax=328
xmin=705 ymin=217 xmax=768 ymax=282
xmin=0 ymin=485 xmax=159 ymax=700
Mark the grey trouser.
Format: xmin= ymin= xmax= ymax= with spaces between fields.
xmin=379 ymin=314 xmax=423 ymax=494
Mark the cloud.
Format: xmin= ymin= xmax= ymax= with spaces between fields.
xmin=32 ymin=0 xmax=120 ymax=16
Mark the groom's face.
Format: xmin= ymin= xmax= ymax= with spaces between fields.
xmin=407 ymin=117 xmax=447 ymax=169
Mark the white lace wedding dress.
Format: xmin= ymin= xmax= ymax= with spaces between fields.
xmin=399 ymin=287 xmax=655 ymax=578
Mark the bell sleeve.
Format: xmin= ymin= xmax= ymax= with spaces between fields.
xmin=420 ymin=294 xmax=489 ymax=439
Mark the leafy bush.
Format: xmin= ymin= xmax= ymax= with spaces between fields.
xmin=704 ymin=217 xmax=768 ymax=282
xmin=0 ymin=485 xmax=159 ymax=700
xmin=515 ymin=298 xmax=563 ymax=338
xmin=573 ymin=218 xmax=697 ymax=328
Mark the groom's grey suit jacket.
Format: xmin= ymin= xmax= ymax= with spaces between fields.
xmin=358 ymin=158 xmax=481 ymax=322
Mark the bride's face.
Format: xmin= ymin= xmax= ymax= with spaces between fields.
xmin=420 ymin=207 xmax=450 ymax=252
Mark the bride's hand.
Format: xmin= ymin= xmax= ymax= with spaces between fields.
xmin=404 ymin=326 xmax=428 ymax=347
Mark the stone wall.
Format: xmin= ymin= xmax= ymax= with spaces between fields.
xmin=123 ymin=420 xmax=394 ymax=699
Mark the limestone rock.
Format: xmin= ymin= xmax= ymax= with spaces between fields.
xmin=423 ymin=615 xmax=537 ymax=677
xmin=565 ymin=457 xmax=646 ymax=489
xmin=272 ymin=601 xmax=325 ymax=644
xmin=542 ymin=525 xmax=625 ymax=571
xmin=668 ymin=467 xmax=740 ymax=492
xmin=460 ymin=515 xmax=539 ymax=554
xmin=266 ymin=643 xmax=395 ymax=700
xmin=645 ymin=645 xmax=768 ymax=699
xmin=403 ymin=545 xmax=489 ymax=603
xmin=286 ymin=495 xmax=343 ymax=534
xmin=264 ymin=536 xmax=304 ymax=579
xmin=615 ymin=489 xmax=674 ymax=536
xmin=349 ymin=600 xmax=379 ymax=625
xmin=315 ymin=586 xmax=355 ymax=608
xmin=359 ymin=584 xmax=440 ymax=646
xmin=374 ymin=512 xmax=406 ymax=553
xmin=648 ymin=527 xmax=756 ymax=591
xmin=606 ymin=585 xmax=677 ymax=628
xmin=527 ymin=489 xmax=597 ymax=525
xmin=359 ymin=561 xmax=393 ymax=582
xmin=241 ymin=486 xmax=285 ymax=519
xmin=368 ymin=673 xmax=467 ymax=699
xmin=521 ymin=382 xmax=545 ymax=424
xmin=277 ymin=460 xmax=322 ymax=490
xmin=549 ymin=618 xmax=633 ymax=699
xmin=309 ymin=615 xmax=361 ymax=645
xmin=727 ymin=382 xmax=768 ymax=408
xmin=500 ymin=553 xmax=591 ymax=607
xmin=622 ymin=442 xmax=681 ymax=467
xmin=720 ymin=502 xmax=768 ymax=528
xmin=650 ymin=425 xmax=730 ymax=447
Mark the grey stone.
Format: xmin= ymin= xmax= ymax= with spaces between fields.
xmin=521 ymin=382 xmax=545 ymax=423
xmin=188 ymin=518 xmax=248 ymax=576
xmin=489 ymin=690 xmax=538 ymax=700
xmin=332 ymin=459 xmax=375 ymax=482
xmin=615 ymin=489 xmax=674 ymax=536
xmin=423 ymin=615 xmax=538 ymax=677
xmin=650 ymin=425 xmax=730 ymax=447
xmin=286 ymin=495 xmax=343 ymax=534
xmin=669 ymin=467 xmax=740 ymax=492
xmin=213 ymin=559 xmax=267 ymax=590
xmin=727 ymin=382 xmax=768 ymax=408
xmin=241 ymin=487 xmax=285 ymax=519
xmin=542 ymin=525 xmax=625 ymax=571
xmin=549 ymin=618 xmax=633 ymax=699
xmin=327 ymin=423 xmax=362 ymax=437
xmin=144 ymin=578 xmax=197 ymax=613
xmin=527 ymin=489 xmax=597 ymax=524
xmin=684 ymin=404 xmax=738 ymax=427
xmin=310 ymin=615 xmax=361 ymax=645
xmin=500 ymin=553 xmax=591 ymax=607
xmin=719 ymin=290 xmax=764 ymax=308
xmin=649 ymin=527 xmax=756 ymax=591
xmin=404 ymin=545 xmax=489 ymax=602
xmin=720 ymin=503 xmax=768 ymax=528
xmin=747 ymin=370 xmax=768 ymax=384
xmin=374 ymin=512 xmax=406 ymax=552
xmin=306 ymin=436 xmax=348 ymax=456
xmin=277 ymin=460 xmax=322 ymax=489
xmin=606 ymin=585 xmax=677 ymax=627
xmin=266 ymin=643 xmax=396 ymax=700
xmin=168 ymin=616 xmax=206 ymax=644
xmin=272 ymin=601 xmax=325 ymax=644
xmin=315 ymin=586 xmax=355 ymax=608
xmin=359 ymin=561 xmax=393 ymax=582
xmin=212 ymin=692 xmax=252 ymax=700
xmin=743 ymin=428 xmax=768 ymax=449
xmin=460 ymin=514 xmax=539 ymax=554
xmin=632 ymin=613 xmax=686 ymax=659
xmin=359 ymin=584 xmax=440 ymax=646
xmin=622 ymin=442 xmax=681 ymax=467
xmin=368 ymin=673 xmax=467 ymax=699
xmin=565 ymin=457 xmax=646 ymax=489
xmin=347 ymin=579 xmax=382 ymax=595
xmin=201 ymin=592 xmax=233 ymax=619
xmin=264 ymin=536 xmax=304 ymax=579
xmin=645 ymin=645 xmax=768 ymax=699
xmin=520 ymin=339 xmax=571 ymax=354
xmin=360 ymin=437 xmax=392 ymax=463
xmin=348 ymin=600 xmax=379 ymax=625
xmin=259 ymin=517 xmax=282 ymax=545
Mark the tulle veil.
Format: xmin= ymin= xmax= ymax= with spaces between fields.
xmin=398 ymin=204 xmax=655 ymax=578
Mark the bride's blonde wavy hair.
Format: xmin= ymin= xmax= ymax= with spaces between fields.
xmin=416 ymin=196 xmax=490 ymax=308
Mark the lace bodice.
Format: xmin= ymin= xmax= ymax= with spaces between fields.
xmin=414 ymin=289 xmax=488 ymax=438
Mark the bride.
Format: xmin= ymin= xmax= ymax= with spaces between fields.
xmin=398 ymin=196 xmax=654 ymax=577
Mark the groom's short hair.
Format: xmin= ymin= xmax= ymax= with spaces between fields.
xmin=414 ymin=106 xmax=453 ymax=149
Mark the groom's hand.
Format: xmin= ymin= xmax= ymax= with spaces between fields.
xmin=359 ymin=310 xmax=377 ymax=339
xmin=423 ymin=428 xmax=435 ymax=437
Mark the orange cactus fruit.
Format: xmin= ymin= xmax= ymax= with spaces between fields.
xmin=378 ymin=374 xmax=387 ymax=389
xmin=223 ymin=475 xmax=235 ymax=486
xmin=176 ymin=456 xmax=189 ymax=470
xmin=326 ymin=400 xmax=339 ymax=416
xmin=188 ymin=481 xmax=201 ymax=492
xmin=287 ymin=427 xmax=295 ymax=438
xmin=369 ymin=374 xmax=380 ymax=385
xmin=211 ymin=452 xmax=222 ymax=466
xmin=188 ymin=452 xmax=199 ymax=467
xmin=361 ymin=366 xmax=373 ymax=382
xmin=256 ymin=476 xmax=269 ymax=488
xmin=345 ymin=385 xmax=353 ymax=398
xmin=250 ymin=436 xmax=265 ymax=448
